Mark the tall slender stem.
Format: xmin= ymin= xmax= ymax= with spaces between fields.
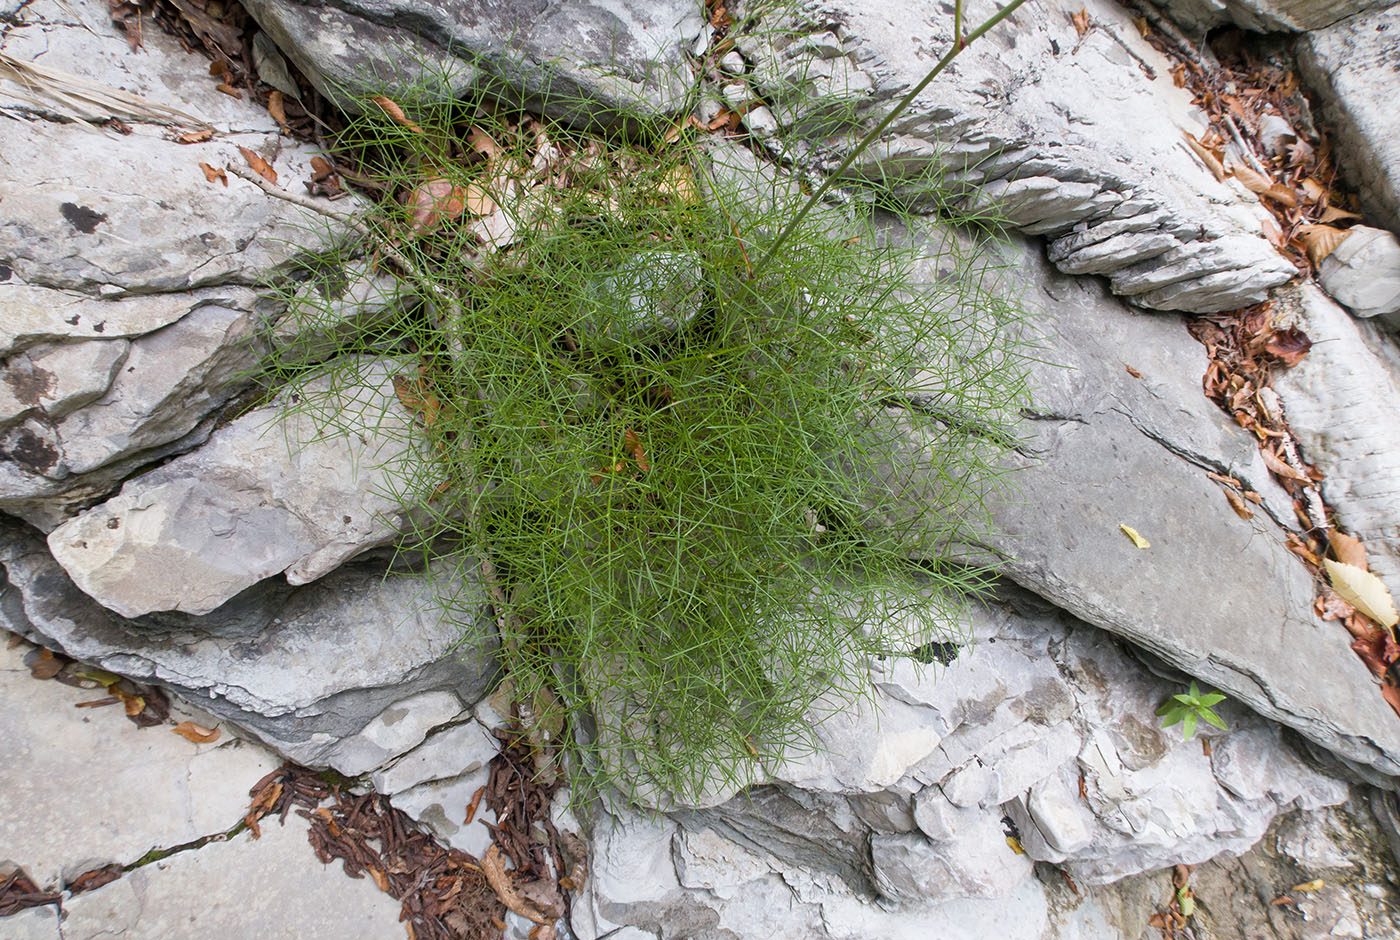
xmin=750 ymin=0 xmax=1031 ymax=277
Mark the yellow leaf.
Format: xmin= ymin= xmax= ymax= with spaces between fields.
xmin=1325 ymin=560 xmax=1398 ymax=628
xmin=74 ymin=668 xmax=123 ymax=688
xmin=1291 ymin=878 xmax=1324 ymax=892
xmin=1119 ymin=524 xmax=1150 ymax=549
xmin=1006 ymin=835 xmax=1026 ymax=855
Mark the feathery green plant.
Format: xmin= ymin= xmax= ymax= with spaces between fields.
xmin=264 ymin=0 xmax=1031 ymax=805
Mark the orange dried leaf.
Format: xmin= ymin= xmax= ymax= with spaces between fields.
xmin=367 ymin=867 xmax=390 ymax=892
xmin=1317 ymin=204 xmax=1362 ymax=224
xmin=463 ymin=183 xmax=497 ymax=217
xmin=176 ymin=128 xmax=215 ymax=144
xmin=172 ymin=721 xmax=221 ymax=743
xmin=1124 ymin=364 xmax=1143 ymax=379
xmin=267 ymin=89 xmax=288 ymax=127
xmin=237 ymin=146 xmax=277 ymax=184
xmin=370 ymin=95 xmax=423 ymax=133
xmin=1329 ymin=530 xmax=1368 ymax=570
xmin=1297 ymin=225 xmax=1351 ymax=266
xmin=1184 ymin=132 xmax=1226 ymax=182
xmin=468 ymin=127 xmax=503 ymax=161
xmin=1224 ymin=488 xmax=1254 ymax=520
xmin=1262 ymin=183 xmax=1298 ymax=208
xmin=1261 ymin=447 xmax=1309 ymax=482
xmin=215 ymin=82 xmax=242 ymax=100
xmin=1299 ymin=177 xmax=1327 ymax=204
xmin=1071 ymin=6 xmax=1090 ymax=35
xmin=1230 ymin=162 xmax=1274 ymax=194
xmin=198 ymin=161 xmax=228 ymax=186
xmin=27 ymin=649 xmax=63 ymax=680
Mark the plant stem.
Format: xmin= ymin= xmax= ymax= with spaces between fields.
xmin=750 ymin=0 xmax=1031 ymax=276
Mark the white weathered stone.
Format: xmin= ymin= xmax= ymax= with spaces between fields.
xmin=57 ymin=815 xmax=404 ymax=940
xmin=0 ymin=641 xmax=278 ymax=889
xmin=1276 ymin=810 xmax=1356 ymax=870
xmin=1299 ymin=6 xmax=1400 ymax=234
xmin=1150 ymin=0 xmax=1392 ymax=32
xmin=1273 ymin=282 xmax=1400 ymax=592
xmin=0 ymin=521 xmax=495 ymax=769
xmin=1026 ymin=774 xmax=1095 ymax=856
xmin=940 ymin=760 xmax=999 ymax=808
xmin=47 ymin=360 xmax=419 ymax=618
xmin=739 ymin=0 xmax=1295 ymax=312
xmin=871 ymin=825 xmax=1033 ymax=903
xmin=673 ymin=825 xmax=773 ymax=899
xmin=239 ymin=0 xmax=702 ymax=122
xmin=0 ymin=340 xmax=127 ymax=426
xmin=372 ymin=719 xmax=496 ymax=795
xmin=1317 ymin=225 xmax=1400 ymax=319
xmin=391 ymin=768 xmax=496 ymax=859
xmin=0 ymin=904 xmax=61 ymax=940
xmin=324 ymin=689 xmax=465 ymax=777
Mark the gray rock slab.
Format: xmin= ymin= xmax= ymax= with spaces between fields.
xmin=737 ymin=0 xmax=1294 ymax=313
xmin=1300 ymin=6 xmax=1400 ymax=235
xmin=899 ymin=232 xmax=1400 ymax=778
xmin=0 ymin=641 xmax=278 ymax=889
xmin=1 ymin=519 xmax=496 ymax=769
xmin=0 ymin=904 xmax=62 ymax=940
xmin=1149 ymin=0 xmax=1393 ymax=32
xmin=57 ymin=814 xmax=404 ymax=940
xmin=47 ymin=360 xmax=419 ymax=618
xmin=239 ymin=0 xmax=704 ymax=124
xmin=1273 ymin=283 xmax=1400 ymax=594
xmin=1317 ymin=225 xmax=1400 ymax=320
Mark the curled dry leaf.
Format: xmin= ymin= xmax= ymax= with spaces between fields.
xmin=1318 ymin=204 xmax=1362 ymax=224
xmin=176 ymin=128 xmax=215 ymax=144
xmin=369 ymin=95 xmax=423 ymax=134
xmin=1325 ymin=560 xmax=1399 ymax=629
xmin=1299 ymin=177 xmax=1327 ymax=204
xmin=1315 ymin=587 xmax=1355 ymax=621
xmin=1184 ymin=132 xmax=1225 ymax=182
xmin=480 ymin=845 xmax=552 ymax=925
xmin=172 ymin=720 xmax=221 ymax=743
xmin=468 ymin=126 xmax=503 ymax=161
xmin=237 ymin=146 xmax=277 ymax=184
xmin=215 ymin=82 xmax=242 ymax=100
xmin=1071 ymin=6 xmax=1090 ymax=35
xmin=26 ymin=648 xmax=63 ymax=680
xmin=1297 ymin=225 xmax=1350 ymax=266
xmin=1231 ymin=163 xmax=1274 ymax=194
xmin=1224 ymin=488 xmax=1253 ymax=520
xmin=1260 ymin=447 xmax=1310 ymax=482
xmin=1263 ymin=327 xmax=1311 ymax=367
xmin=1329 ymin=529 xmax=1368 ymax=570
xmin=198 ymin=161 xmax=228 ymax=186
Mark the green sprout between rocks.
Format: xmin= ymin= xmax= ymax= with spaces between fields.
xmin=1157 ymin=682 xmax=1229 ymax=741
xmin=262 ymin=1 xmax=1033 ymax=805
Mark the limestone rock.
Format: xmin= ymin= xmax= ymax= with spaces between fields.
xmin=1273 ymin=283 xmax=1400 ymax=592
xmin=1317 ymin=225 xmax=1400 ymax=320
xmin=1299 ymin=6 xmax=1400 ymax=235
xmin=46 ymin=360 xmax=420 ymax=618
xmin=0 ymin=640 xmax=278 ymax=889
xmin=371 ymin=719 xmax=497 ymax=795
xmin=238 ymin=0 xmax=703 ymax=123
xmin=0 ymin=519 xmax=496 ymax=769
xmin=871 ymin=826 xmax=1033 ymax=903
xmin=737 ymin=0 xmax=1295 ymax=313
xmin=57 ymin=815 xmax=405 ymax=940
xmin=1150 ymin=0 xmax=1393 ymax=32
xmin=325 ymin=690 xmax=466 ymax=777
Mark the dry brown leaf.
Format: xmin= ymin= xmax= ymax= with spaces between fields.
xmin=392 ymin=374 xmax=441 ymax=427
xmin=468 ymin=127 xmax=503 ymax=161
xmin=266 ymin=89 xmax=287 ymax=128
xmin=1297 ymin=224 xmax=1351 ymax=266
xmin=480 ymin=845 xmax=552 ymax=924
xmin=176 ymin=128 xmax=215 ymax=144
xmin=1261 ymin=183 xmax=1298 ymax=208
xmin=624 ymin=429 xmax=650 ymax=472
xmin=1133 ymin=16 xmax=1149 ymax=37
xmin=463 ymin=183 xmax=497 ymax=217
xmin=1318 ymin=204 xmax=1362 ymax=224
xmin=406 ymin=177 xmax=467 ymax=236
xmin=26 ymin=648 xmax=63 ymax=680
xmin=369 ymin=94 xmax=423 ymax=133
xmin=1260 ymin=447 xmax=1310 ymax=482
xmin=659 ymin=164 xmax=698 ymax=203
xmin=1299 ymin=177 xmax=1327 ymax=204
xmin=1230 ymin=162 xmax=1274 ymax=194
xmin=1260 ymin=212 xmax=1286 ymax=250
xmin=1184 ymin=132 xmax=1225 ymax=182
xmin=237 ymin=146 xmax=277 ymax=184
xmin=214 ymin=82 xmax=242 ymax=100
xmin=114 ymin=687 xmax=145 ymax=716
xmin=1071 ymin=6 xmax=1090 ymax=35
xmin=198 ymin=161 xmax=227 ymax=186
xmin=367 ymin=867 xmax=390 ymax=892
xmin=1263 ymin=327 xmax=1312 ymax=366
xmin=172 ymin=720 xmax=221 ymax=743
xmin=1224 ymin=488 xmax=1254 ymax=519
xmin=1124 ymin=364 xmax=1143 ymax=379
xmin=75 ymin=696 xmax=121 ymax=709
xmin=1286 ymin=532 xmax=1321 ymax=567
xmin=1329 ymin=530 xmax=1368 ymax=570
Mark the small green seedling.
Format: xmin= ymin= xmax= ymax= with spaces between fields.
xmin=1157 ymin=682 xmax=1228 ymax=740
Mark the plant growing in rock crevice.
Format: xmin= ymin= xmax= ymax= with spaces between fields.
xmin=263 ymin=1 xmax=1031 ymax=805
